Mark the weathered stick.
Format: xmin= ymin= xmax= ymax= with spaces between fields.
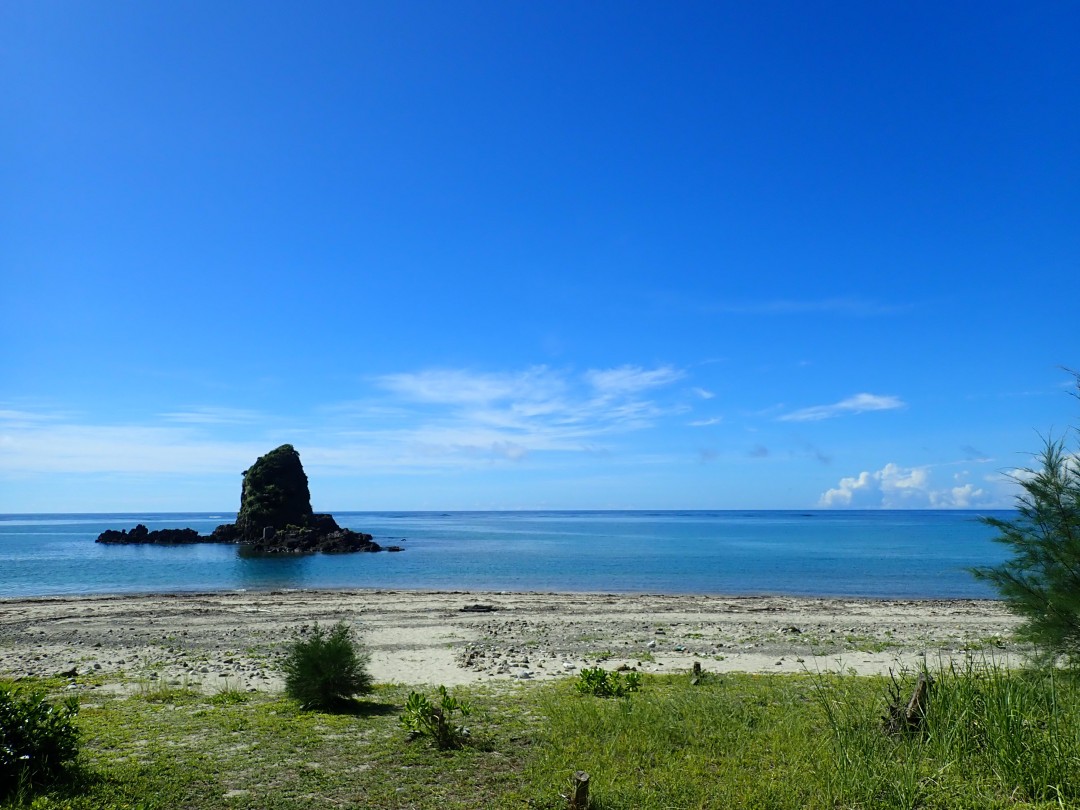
xmin=568 ymin=770 xmax=590 ymax=809
xmin=884 ymin=671 xmax=932 ymax=735
xmin=904 ymin=672 xmax=931 ymax=730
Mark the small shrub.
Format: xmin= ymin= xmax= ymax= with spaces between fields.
xmin=281 ymin=621 xmax=373 ymax=710
xmin=401 ymin=686 xmax=471 ymax=749
xmin=0 ymin=685 xmax=80 ymax=799
xmin=574 ymin=667 xmax=641 ymax=697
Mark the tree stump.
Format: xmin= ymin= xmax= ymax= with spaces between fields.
xmin=884 ymin=671 xmax=932 ymax=735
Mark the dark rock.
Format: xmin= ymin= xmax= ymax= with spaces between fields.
xmin=234 ymin=444 xmax=314 ymax=541
xmin=96 ymin=525 xmax=207 ymax=545
xmin=253 ymin=525 xmax=381 ymax=554
xmin=210 ymin=523 xmax=240 ymax=542
xmin=95 ymin=445 xmax=395 ymax=555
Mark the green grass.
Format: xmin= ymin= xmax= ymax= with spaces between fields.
xmin=6 ymin=660 xmax=1080 ymax=809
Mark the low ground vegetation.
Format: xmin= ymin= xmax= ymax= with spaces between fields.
xmin=573 ymin=666 xmax=641 ymax=697
xmin=401 ymin=685 xmax=472 ymax=750
xmin=5 ymin=657 xmax=1080 ymax=809
xmin=0 ymin=685 xmax=80 ymax=802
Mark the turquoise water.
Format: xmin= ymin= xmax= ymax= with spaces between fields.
xmin=0 ymin=511 xmax=1012 ymax=599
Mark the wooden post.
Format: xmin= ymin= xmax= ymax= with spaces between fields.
xmin=691 ymin=660 xmax=703 ymax=684
xmin=568 ymin=770 xmax=590 ymax=809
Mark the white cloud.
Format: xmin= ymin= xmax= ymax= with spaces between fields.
xmin=0 ymin=422 xmax=264 ymax=474
xmin=161 ymin=407 xmax=264 ymax=425
xmin=780 ymin=393 xmax=905 ymax=422
xmin=376 ymin=366 xmax=562 ymax=405
xmin=689 ymin=417 xmax=723 ymax=427
xmin=584 ymin=365 xmax=684 ymax=395
xmin=366 ymin=365 xmax=685 ymax=462
xmin=692 ymin=387 xmax=715 ymax=400
xmin=0 ymin=364 xmax=689 ymax=480
xmin=819 ymin=462 xmax=994 ymax=508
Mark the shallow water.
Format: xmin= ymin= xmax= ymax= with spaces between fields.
xmin=0 ymin=510 xmax=1012 ymax=599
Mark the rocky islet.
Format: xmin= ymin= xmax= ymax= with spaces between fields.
xmin=96 ymin=444 xmax=387 ymax=554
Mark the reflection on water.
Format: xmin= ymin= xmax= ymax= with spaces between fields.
xmin=233 ymin=545 xmax=313 ymax=590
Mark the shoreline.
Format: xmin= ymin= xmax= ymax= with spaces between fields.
xmin=0 ymin=590 xmax=1023 ymax=691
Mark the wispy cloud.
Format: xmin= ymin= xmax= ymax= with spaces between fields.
xmin=161 ymin=407 xmax=264 ymax=425
xmin=365 ymin=365 xmax=686 ymax=463
xmin=584 ymin=365 xmax=684 ymax=395
xmin=706 ymin=297 xmax=907 ymax=317
xmin=779 ymin=393 xmax=905 ymax=422
xmin=377 ymin=366 xmax=563 ymax=405
xmin=0 ymin=421 xmax=265 ymax=474
xmin=689 ymin=417 xmax=723 ymax=427
xmin=692 ymin=387 xmax=715 ymax=399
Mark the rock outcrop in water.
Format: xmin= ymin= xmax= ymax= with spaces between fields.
xmin=96 ymin=525 xmax=210 ymax=545
xmin=95 ymin=444 xmax=384 ymax=554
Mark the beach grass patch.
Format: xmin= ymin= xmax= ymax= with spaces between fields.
xmin=7 ymin=663 xmax=1080 ymax=809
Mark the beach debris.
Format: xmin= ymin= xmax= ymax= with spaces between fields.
xmin=883 ymin=671 xmax=933 ymax=735
xmin=460 ymin=604 xmax=496 ymax=613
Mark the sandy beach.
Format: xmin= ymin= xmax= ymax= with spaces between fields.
xmin=0 ymin=590 xmax=1023 ymax=692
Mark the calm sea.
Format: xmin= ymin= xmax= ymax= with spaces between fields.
xmin=0 ymin=511 xmax=1013 ymax=600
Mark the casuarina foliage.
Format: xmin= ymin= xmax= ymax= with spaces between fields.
xmin=972 ymin=373 xmax=1080 ymax=660
xmin=282 ymin=622 xmax=373 ymax=711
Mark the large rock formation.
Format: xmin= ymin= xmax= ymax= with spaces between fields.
xmin=234 ymin=444 xmax=314 ymax=541
xmin=96 ymin=444 xmax=384 ymax=554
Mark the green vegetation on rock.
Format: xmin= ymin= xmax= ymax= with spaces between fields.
xmin=235 ymin=444 xmax=314 ymax=541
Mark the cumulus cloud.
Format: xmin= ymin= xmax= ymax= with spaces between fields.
xmin=819 ymin=462 xmax=992 ymax=508
xmin=780 ymin=393 xmax=905 ymax=422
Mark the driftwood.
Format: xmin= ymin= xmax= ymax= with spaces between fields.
xmin=567 ymin=770 xmax=590 ymax=809
xmin=460 ymin=604 xmax=496 ymax=613
xmin=883 ymin=671 xmax=932 ymax=735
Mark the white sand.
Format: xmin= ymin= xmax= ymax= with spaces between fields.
xmin=0 ymin=590 xmax=1023 ymax=692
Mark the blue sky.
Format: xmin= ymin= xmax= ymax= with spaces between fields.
xmin=2 ymin=2 xmax=1078 ymax=512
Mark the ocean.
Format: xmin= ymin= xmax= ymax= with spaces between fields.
xmin=0 ymin=511 xmax=1014 ymax=600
